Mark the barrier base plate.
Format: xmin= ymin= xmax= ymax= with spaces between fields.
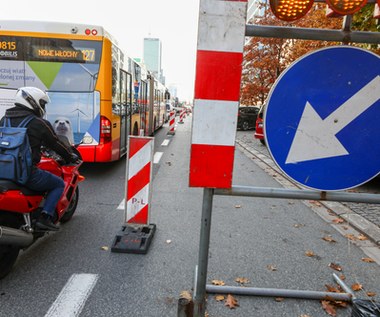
xmin=111 ymin=224 xmax=156 ymax=254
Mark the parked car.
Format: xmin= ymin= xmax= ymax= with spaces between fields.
xmin=254 ymin=104 xmax=265 ymax=145
xmin=237 ymin=106 xmax=259 ymax=130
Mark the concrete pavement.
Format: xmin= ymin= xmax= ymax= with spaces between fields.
xmin=236 ymin=133 xmax=380 ymax=247
xmin=149 ymin=115 xmax=380 ymax=316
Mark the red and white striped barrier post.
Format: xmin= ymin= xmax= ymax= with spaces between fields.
xmin=179 ymin=108 xmax=185 ymax=124
xmin=189 ymin=0 xmax=247 ymax=189
xmin=167 ymin=110 xmax=176 ymax=135
xmin=111 ymin=136 xmax=156 ymax=254
xmin=189 ymin=0 xmax=247 ymax=315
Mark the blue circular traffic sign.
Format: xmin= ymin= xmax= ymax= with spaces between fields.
xmin=265 ymin=46 xmax=380 ymax=191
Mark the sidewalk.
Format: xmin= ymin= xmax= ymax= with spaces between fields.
xmin=235 ymin=134 xmax=380 ymax=247
xmin=148 ymin=116 xmax=380 ymax=317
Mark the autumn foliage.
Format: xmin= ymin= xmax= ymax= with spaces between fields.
xmin=240 ymin=3 xmax=344 ymax=106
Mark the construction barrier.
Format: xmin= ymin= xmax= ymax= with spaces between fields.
xmin=187 ymin=1 xmax=380 ymax=317
xmin=178 ymin=109 xmax=185 ymax=124
xmin=111 ymin=136 xmax=156 ymax=254
xmin=168 ymin=110 xmax=176 ymax=135
xmin=189 ymin=0 xmax=247 ymax=189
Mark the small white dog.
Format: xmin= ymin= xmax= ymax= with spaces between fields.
xmin=53 ymin=117 xmax=74 ymax=144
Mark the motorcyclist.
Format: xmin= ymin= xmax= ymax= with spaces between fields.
xmin=0 ymin=87 xmax=78 ymax=231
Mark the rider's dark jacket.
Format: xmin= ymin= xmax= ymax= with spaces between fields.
xmin=0 ymin=105 xmax=73 ymax=166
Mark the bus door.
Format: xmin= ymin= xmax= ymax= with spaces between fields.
xmin=140 ymin=80 xmax=147 ymax=135
xmin=147 ymin=76 xmax=155 ymax=135
xmin=119 ymin=70 xmax=131 ymax=156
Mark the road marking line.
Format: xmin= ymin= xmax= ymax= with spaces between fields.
xmin=161 ymin=139 xmax=170 ymax=146
xmin=45 ymin=273 xmax=99 ymax=317
xmin=117 ymin=199 xmax=125 ymax=210
xmin=153 ymin=152 xmax=163 ymax=164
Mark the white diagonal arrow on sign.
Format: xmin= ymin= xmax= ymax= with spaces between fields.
xmin=286 ymin=75 xmax=380 ymax=164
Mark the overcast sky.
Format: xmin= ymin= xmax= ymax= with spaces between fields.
xmin=2 ymin=0 xmax=200 ymax=102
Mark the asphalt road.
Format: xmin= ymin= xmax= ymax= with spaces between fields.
xmin=0 ymin=118 xmax=379 ymax=317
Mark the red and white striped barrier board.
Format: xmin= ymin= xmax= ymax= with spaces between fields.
xmin=124 ymin=136 xmax=154 ymax=224
xmin=168 ymin=110 xmax=176 ymax=135
xmin=179 ymin=109 xmax=185 ymax=124
xmin=189 ymin=0 xmax=248 ymax=189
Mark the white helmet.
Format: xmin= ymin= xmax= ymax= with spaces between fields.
xmin=14 ymin=87 xmax=50 ymax=117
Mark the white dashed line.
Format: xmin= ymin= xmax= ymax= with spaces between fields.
xmin=117 ymin=199 xmax=125 ymax=210
xmin=45 ymin=273 xmax=99 ymax=317
xmin=161 ymin=139 xmax=170 ymax=146
xmin=153 ymin=152 xmax=163 ymax=164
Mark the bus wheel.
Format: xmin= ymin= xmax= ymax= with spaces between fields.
xmin=133 ymin=122 xmax=139 ymax=135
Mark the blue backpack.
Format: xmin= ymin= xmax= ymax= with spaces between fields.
xmin=0 ymin=115 xmax=35 ymax=185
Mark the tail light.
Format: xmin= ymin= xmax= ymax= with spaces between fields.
xmin=100 ymin=116 xmax=112 ymax=144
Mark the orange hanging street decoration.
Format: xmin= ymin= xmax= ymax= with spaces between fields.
xmin=325 ymin=0 xmax=367 ymax=15
xmin=270 ymin=0 xmax=314 ymax=21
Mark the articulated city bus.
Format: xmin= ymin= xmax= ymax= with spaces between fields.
xmin=0 ymin=20 xmax=168 ymax=162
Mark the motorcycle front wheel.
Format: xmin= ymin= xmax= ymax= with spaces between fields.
xmin=0 ymin=212 xmax=22 ymax=279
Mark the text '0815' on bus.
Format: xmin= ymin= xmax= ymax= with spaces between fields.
xmin=0 ymin=20 xmax=170 ymax=163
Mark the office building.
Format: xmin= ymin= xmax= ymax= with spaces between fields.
xmin=143 ymin=37 xmax=164 ymax=83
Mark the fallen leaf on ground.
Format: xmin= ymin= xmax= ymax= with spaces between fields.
xmin=351 ymin=283 xmax=363 ymax=291
xmin=366 ymin=292 xmax=376 ymax=297
xmin=179 ymin=290 xmax=192 ymax=300
xmin=358 ymin=234 xmax=368 ymax=241
xmin=299 ymin=315 xmax=312 ymax=317
xmin=211 ymin=279 xmax=225 ymax=286
xmin=345 ymin=234 xmax=357 ymax=241
xmin=362 ymin=257 xmax=375 ymax=263
xmin=235 ymin=277 xmax=249 ymax=284
xmin=322 ymin=236 xmax=336 ymax=243
xmin=215 ymin=295 xmax=225 ymax=301
xmin=310 ymin=200 xmax=322 ymax=207
xmin=328 ymin=263 xmax=343 ymax=271
xmin=325 ymin=284 xmax=341 ymax=293
xmin=267 ymin=264 xmax=277 ymax=271
xmin=332 ymin=218 xmax=344 ymax=224
xmin=225 ymin=294 xmax=239 ymax=309
xmin=333 ymin=301 xmax=348 ymax=308
xmin=321 ymin=300 xmax=337 ymax=316
xmin=305 ymin=250 xmax=315 ymax=257
xmin=275 ymin=297 xmax=284 ymax=302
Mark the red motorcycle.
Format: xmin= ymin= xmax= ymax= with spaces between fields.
xmin=0 ymin=146 xmax=84 ymax=279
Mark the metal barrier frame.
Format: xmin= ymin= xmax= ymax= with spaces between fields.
xmin=190 ymin=2 xmax=380 ymax=316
